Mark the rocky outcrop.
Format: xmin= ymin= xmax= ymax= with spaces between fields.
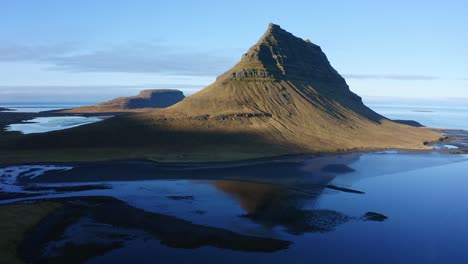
xmin=98 ymin=89 xmax=184 ymax=109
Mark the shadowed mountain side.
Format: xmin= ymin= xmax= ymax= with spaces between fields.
xmin=3 ymin=113 xmax=291 ymax=162
xmin=63 ymin=89 xmax=185 ymax=113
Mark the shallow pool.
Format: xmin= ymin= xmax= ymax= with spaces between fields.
xmin=5 ymin=116 xmax=104 ymax=134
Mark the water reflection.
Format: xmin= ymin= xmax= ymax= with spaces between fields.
xmin=213 ymin=180 xmax=350 ymax=234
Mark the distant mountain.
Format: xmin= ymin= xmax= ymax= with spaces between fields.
xmin=5 ymin=24 xmax=440 ymax=162
xmin=98 ymin=89 xmax=185 ymax=109
xmin=393 ymin=120 xmax=424 ymax=127
xmin=66 ymin=89 xmax=185 ymax=113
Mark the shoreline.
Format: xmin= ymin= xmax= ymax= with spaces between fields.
xmin=0 ymin=140 xmax=461 ymax=167
xmin=0 ymin=146 xmax=439 ymax=167
xmin=0 ymin=141 xmax=466 ymax=186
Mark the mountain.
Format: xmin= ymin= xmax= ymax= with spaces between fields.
xmin=64 ymin=89 xmax=185 ymax=113
xmin=3 ymin=24 xmax=440 ymax=163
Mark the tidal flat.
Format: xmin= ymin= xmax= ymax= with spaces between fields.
xmin=1 ymin=143 xmax=468 ymax=263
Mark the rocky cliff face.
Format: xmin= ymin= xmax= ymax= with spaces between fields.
xmin=221 ymin=23 xmax=346 ymax=81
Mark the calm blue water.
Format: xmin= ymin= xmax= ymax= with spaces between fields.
xmin=86 ymin=155 xmax=468 ymax=264
xmin=5 ymin=116 xmax=104 ymax=134
xmin=0 ymin=102 xmax=94 ymax=113
xmin=366 ymin=99 xmax=468 ymax=130
xmin=1 ymin=102 xmax=104 ymax=134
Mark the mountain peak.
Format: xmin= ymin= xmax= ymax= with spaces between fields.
xmin=220 ymin=24 xmax=338 ymax=81
xmin=265 ymin=23 xmax=283 ymax=34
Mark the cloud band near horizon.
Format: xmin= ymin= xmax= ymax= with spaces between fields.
xmin=343 ymin=74 xmax=439 ymax=80
xmin=0 ymin=43 xmax=442 ymax=82
xmin=0 ymin=42 xmax=236 ymax=76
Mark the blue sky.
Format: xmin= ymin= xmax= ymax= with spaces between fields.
xmin=0 ymin=0 xmax=467 ymax=102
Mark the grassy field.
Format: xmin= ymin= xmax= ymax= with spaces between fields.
xmin=0 ymin=202 xmax=62 ymax=264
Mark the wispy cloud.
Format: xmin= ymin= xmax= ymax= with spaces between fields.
xmin=0 ymin=43 xmax=77 ymax=61
xmin=0 ymin=42 xmax=236 ymax=76
xmin=343 ymin=74 xmax=439 ymax=81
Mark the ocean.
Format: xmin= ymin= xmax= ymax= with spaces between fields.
xmin=365 ymin=98 xmax=468 ymax=130
xmin=0 ymin=102 xmax=94 ymax=113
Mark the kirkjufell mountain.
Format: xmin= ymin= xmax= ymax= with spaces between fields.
xmin=5 ymin=24 xmax=440 ymax=162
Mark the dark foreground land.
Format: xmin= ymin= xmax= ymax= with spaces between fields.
xmin=15 ymin=196 xmax=291 ymax=264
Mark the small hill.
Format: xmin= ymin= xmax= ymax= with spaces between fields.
xmin=393 ymin=120 xmax=424 ymax=127
xmin=2 ymin=24 xmax=440 ymax=163
xmin=65 ymin=89 xmax=185 ymax=113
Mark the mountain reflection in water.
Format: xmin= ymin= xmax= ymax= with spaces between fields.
xmin=214 ymin=180 xmax=351 ymax=234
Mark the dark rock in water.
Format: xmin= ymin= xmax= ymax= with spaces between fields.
xmin=0 ymin=107 xmax=11 ymax=112
xmin=362 ymin=212 xmax=388 ymax=222
xmin=438 ymin=136 xmax=449 ymax=141
xmin=98 ymin=89 xmax=185 ymax=109
xmin=393 ymin=120 xmax=424 ymax=127
xmin=326 ymin=185 xmax=365 ymax=194
xmin=23 ymin=184 xmax=111 ymax=192
xmin=166 ymin=195 xmax=194 ymax=201
xmin=0 ymin=191 xmax=41 ymax=201
xmin=321 ymin=164 xmax=355 ymax=173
